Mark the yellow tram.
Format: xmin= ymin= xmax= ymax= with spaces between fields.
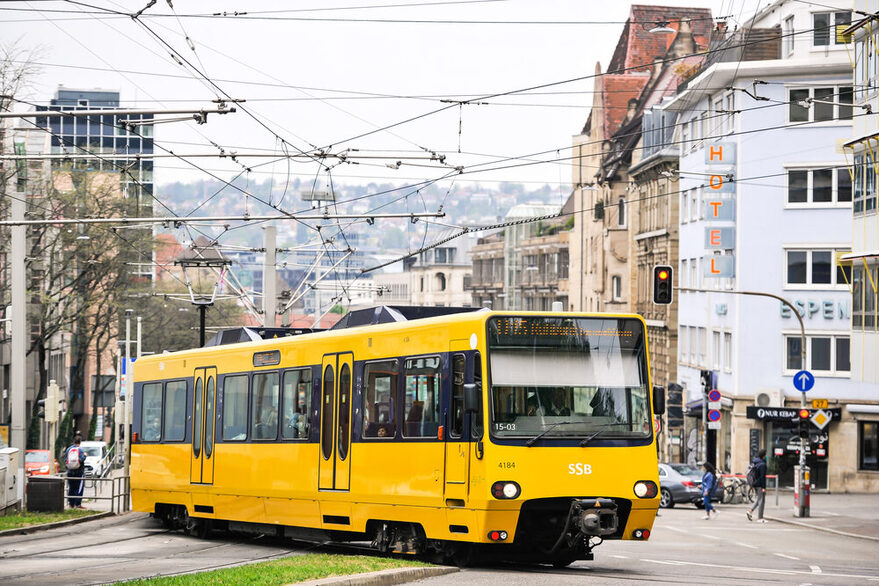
xmin=131 ymin=307 xmax=663 ymax=564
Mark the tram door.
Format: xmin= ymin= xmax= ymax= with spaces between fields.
xmin=190 ymin=367 xmax=218 ymax=485
xmin=318 ymin=353 xmax=354 ymax=491
xmin=444 ymin=350 xmax=470 ymax=503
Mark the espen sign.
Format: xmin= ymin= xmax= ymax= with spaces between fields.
xmin=780 ymin=300 xmax=851 ymax=320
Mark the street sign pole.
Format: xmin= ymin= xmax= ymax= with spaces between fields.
xmin=792 ymin=370 xmax=814 ymax=518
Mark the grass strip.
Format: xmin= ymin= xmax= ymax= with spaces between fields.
xmin=118 ymin=552 xmax=430 ymax=585
xmin=0 ymin=508 xmax=98 ymax=531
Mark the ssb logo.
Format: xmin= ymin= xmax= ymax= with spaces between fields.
xmin=568 ymin=463 xmax=593 ymax=475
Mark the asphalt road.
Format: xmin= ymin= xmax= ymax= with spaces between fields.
xmin=416 ymin=505 xmax=879 ymax=585
xmin=2 ymin=503 xmax=878 ymax=585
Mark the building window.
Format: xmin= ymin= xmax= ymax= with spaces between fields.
xmin=784 ymin=334 xmax=850 ymax=374
xmin=435 ymin=272 xmax=446 ymax=291
xmin=698 ymin=327 xmax=707 ymax=367
xmin=813 ymin=11 xmax=851 ymax=46
xmin=611 ymin=275 xmax=622 ymax=301
xmin=860 ymin=422 xmax=879 ymax=471
xmin=712 ymin=330 xmax=721 ymax=370
xmin=786 ymin=168 xmax=851 ymax=205
xmin=617 ymin=197 xmax=626 ymax=227
xmin=723 ymin=332 xmax=732 ymax=373
xmin=785 ymin=249 xmax=850 ymax=286
xmin=784 ymin=16 xmax=795 ymax=55
xmin=679 ymin=325 xmax=688 ymax=364
xmin=852 ymin=153 xmax=878 ymax=214
xmin=852 ymin=264 xmax=879 ymax=330
xmin=789 ymin=86 xmax=853 ymax=123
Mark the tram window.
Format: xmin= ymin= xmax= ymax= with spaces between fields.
xmin=363 ymin=360 xmax=397 ymax=439
xmin=338 ymin=363 xmax=352 ymax=460
xmin=251 ymin=372 xmax=280 ymax=440
xmin=321 ymin=365 xmax=335 ymax=460
xmin=403 ymin=356 xmax=441 ymax=438
xmin=163 ymin=380 xmax=187 ymax=441
xmin=142 ymin=383 xmax=162 ymax=442
xmin=222 ymin=375 xmax=249 ymax=441
xmin=472 ymin=351 xmax=484 ymax=439
xmin=451 ymin=354 xmax=466 ymax=438
xmin=282 ymin=369 xmax=312 ymax=440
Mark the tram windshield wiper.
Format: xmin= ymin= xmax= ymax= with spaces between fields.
xmin=525 ymin=421 xmax=578 ymax=447
xmin=579 ymin=428 xmax=605 ymax=447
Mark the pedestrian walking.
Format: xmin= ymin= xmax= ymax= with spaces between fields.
xmin=701 ymin=461 xmax=718 ymax=520
xmin=746 ymin=449 xmax=768 ymax=523
xmin=65 ymin=434 xmax=87 ymax=509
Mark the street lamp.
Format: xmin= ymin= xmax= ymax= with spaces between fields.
xmin=174 ymin=236 xmax=231 ymax=347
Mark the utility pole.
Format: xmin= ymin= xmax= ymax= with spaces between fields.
xmin=263 ymin=226 xmax=277 ymax=328
xmin=8 ymin=147 xmax=27 ymax=502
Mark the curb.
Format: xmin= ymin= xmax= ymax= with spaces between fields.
xmin=296 ymin=566 xmax=459 ymax=586
xmin=764 ymin=516 xmax=879 ymax=542
xmin=0 ymin=510 xmax=114 ymax=538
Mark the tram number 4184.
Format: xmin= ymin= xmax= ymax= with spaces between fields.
xmin=498 ymin=461 xmax=516 ymax=469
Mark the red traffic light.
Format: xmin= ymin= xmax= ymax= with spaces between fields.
xmin=798 ymin=408 xmax=810 ymax=419
xmin=658 ymin=270 xmax=669 ymax=280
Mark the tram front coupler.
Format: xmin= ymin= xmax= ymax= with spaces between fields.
xmin=573 ymin=498 xmax=618 ymax=536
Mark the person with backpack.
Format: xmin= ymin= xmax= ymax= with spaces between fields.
xmin=701 ymin=461 xmax=719 ymax=520
xmin=65 ymin=434 xmax=87 ymax=509
xmin=746 ymin=449 xmax=768 ymax=522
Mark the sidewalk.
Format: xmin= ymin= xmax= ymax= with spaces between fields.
xmin=742 ymin=491 xmax=879 ymax=542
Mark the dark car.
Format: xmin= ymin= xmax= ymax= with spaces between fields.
xmin=658 ymin=462 xmax=723 ymax=508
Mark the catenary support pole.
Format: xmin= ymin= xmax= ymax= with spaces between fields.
xmin=263 ymin=226 xmax=277 ymax=328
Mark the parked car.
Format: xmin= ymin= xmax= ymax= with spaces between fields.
xmin=658 ymin=462 xmax=723 ymax=508
xmin=25 ymin=449 xmax=58 ymax=477
xmin=79 ymin=441 xmax=109 ymax=478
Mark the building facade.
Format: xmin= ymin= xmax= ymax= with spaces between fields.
xmin=663 ymin=0 xmax=877 ymax=490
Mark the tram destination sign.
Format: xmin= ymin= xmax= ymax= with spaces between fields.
xmin=746 ymin=406 xmax=841 ymax=421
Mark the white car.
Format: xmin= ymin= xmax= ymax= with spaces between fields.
xmin=79 ymin=441 xmax=109 ymax=478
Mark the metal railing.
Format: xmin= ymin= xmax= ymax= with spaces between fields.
xmin=61 ymin=473 xmax=130 ymax=513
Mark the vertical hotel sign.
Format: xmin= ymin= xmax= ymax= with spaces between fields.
xmin=703 ymin=142 xmax=736 ymax=278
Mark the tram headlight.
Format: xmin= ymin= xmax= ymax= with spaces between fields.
xmin=633 ymin=480 xmax=658 ymax=499
xmin=491 ymin=481 xmax=521 ymax=499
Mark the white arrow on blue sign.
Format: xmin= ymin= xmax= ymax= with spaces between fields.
xmin=793 ymin=370 xmax=815 ymax=392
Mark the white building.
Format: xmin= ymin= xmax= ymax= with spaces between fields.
xmin=662 ymin=0 xmax=877 ymax=491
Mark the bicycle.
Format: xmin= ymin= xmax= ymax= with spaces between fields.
xmin=721 ymin=475 xmax=755 ymax=504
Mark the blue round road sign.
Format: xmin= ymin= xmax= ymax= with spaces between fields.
xmin=708 ymin=409 xmax=721 ymax=422
xmin=793 ymin=370 xmax=815 ymax=392
xmin=707 ymin=389 xmax=721 ymax=402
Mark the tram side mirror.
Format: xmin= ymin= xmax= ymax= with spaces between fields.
xmin=653 ymin=385 xmax=666 ymax=416
xmin=464 ymin=383 xmax=480 ymax=413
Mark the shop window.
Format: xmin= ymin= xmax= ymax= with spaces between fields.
xmin=859 ymin=422 xmax=879 ymax=471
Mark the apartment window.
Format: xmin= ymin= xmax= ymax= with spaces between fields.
xmin=785 ymin=249 xmax=850 ymax=286
xmin=679 ymin=325 xmax=689 ymax=363
xmin=785 ymin=334 xmax=850 ymax=374
xmin=680 ymin=190 xmax=689 ymax=223
xmin=723 ymin=332 xmax=733 ymax=372
xmin=813 ymin=11 xmax=851 ymax=46
xmin=611 ymin=275 xmax=622 ymax=301
xmin=784 ymin=16 xmax=795 ymax=55
xmin=712 ymin=330 xmax=721 ymax=370
xmin=852 ymin=152 xmax=878 ymax=214
xmin=681 ymin=259 xmax=689 ymax=288
xmin=787 ymin=168 xmax=851 ymax=204
xmin=617 ymin=197 xmax=626 ymax=227
xmin=681 ymin=121 xmax=690 ymax=152
xmin=860 ymin=422 xmax=879 ymax=471
xmin=789 ymin=86 xmax=853 ymax=122
xmin=689 ymin=189 xmax=699 ymax=222
xmin=852 ymin=264 xmax=879 ymax=330
xmin=698 ymin=327 xmax=707 ymax=367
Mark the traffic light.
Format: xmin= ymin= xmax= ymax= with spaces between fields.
xmin=37 ymin=399 xmax=46 ymax=419
xmin=653 ymin=265 xmax=673 ymax=304
xmin=797 ymin=408 xmax=811 ymax=439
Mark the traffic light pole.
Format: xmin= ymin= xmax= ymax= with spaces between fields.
xmin=679 ymin=288 xmax=808 ymax=517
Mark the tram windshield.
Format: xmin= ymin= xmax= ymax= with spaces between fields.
xmin=487 ymin=316 xmax=651 ymax=441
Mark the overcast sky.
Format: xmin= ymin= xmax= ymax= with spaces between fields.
xmin=2 ymin=0 xmax=766 ymax=193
